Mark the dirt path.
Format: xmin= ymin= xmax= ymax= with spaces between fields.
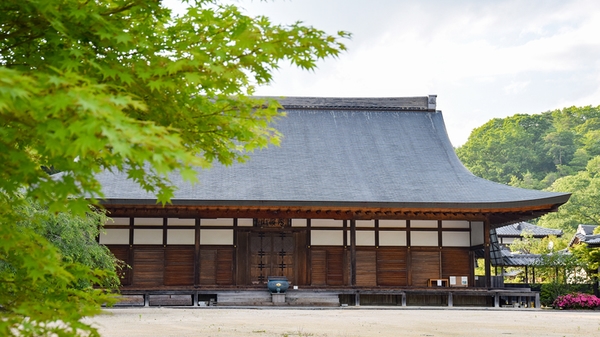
xmin=85 ymin=307 xmax=600 ymax=337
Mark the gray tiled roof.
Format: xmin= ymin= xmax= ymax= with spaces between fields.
xmin=571 ymin=224 xmax=600 ymax=247
xmin=95 ymin=97 xmax=569 ymax=211
xmin=496 ymin=222 xmax=563 ymax=238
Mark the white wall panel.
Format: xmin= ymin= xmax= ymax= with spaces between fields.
xmin=292 ymin=219 xmax=307 ymax=227
xmin=379 ymin=231 xmax=407 ymax=246
xmin=134 ymin=217 xmax=163 ymax=226
xmin=356 ymin=220 xmax=375 ymax=228
xmin=311 ymin=219 xmax=343 ymax=227
xmin=356 ymin=231 xmax=375 ymax=246
xmin=442 ymin=232 xmax=470 ymax=247
xmin=311 ymin=230 xmax=343 ymax=245
xmin=200 ymin=229 xmax=233 ymax=245
xmin=379 ymin=220 xmax=406 ymax=228
xmin=442 ymin=220 xmax=470 ymax=228
xmin=99 ymin=228 xmax=129 ymax=244
xmin=201 ymin=218 xmax=233 ymax=226
xmin=411 ymin=220 xmax=438 ymax=228
xmin=167 ymin=229 xmax=195 ymax=245
xmin=237 ymin=218 xmax=254 ymax=227
xmin=168 ymin=218 xmax=195 ymax=226
xmin=411 ymin=231 xmax=438 ymax=246
xmin=133 ymin=229 xmax=163 ymax=244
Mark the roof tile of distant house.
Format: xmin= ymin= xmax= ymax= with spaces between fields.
xmin=496 ymin=222 xmax=563 ymax=238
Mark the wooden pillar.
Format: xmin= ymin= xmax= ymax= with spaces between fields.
xmin=525 ymin=266 xmax=529 ymax=284
xmin=401 ymin=292 xmax=407 ymax=306
xmin=350 ymin=219 xmax=357 ymax=286
xmin=448 ymin=292 xmax=453 ymax=307
xmin=484 ymin=220 xmax=491 ymax=288
xmin=194 ymin=218 xmax=201 ymax=286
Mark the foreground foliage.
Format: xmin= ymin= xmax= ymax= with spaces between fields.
xmin=0 ymin=0 xmax=347 ymax=335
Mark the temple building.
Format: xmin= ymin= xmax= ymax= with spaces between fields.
xmin=96 ymin=96 xmax=570 ymax=306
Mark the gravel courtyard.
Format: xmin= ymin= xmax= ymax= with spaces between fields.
xmin=86 ymin=307 xmax=600 ymax=337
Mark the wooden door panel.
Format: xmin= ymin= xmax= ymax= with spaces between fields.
xmin=326 ymin=248 xmax=344 ymax=286
xmin=310 ymin=249 xmax=327 ymax=286
xmin=411 ymin=250 xmax=440 ymax=287
xmin=377 ymin=247 xmax=407 ymax=286
xmin=216 ymin=249 xmax=233 ymax=285
xmin=132 ymin=248 xmax=164 ymax=287
xmin=164 ymin=247 xmax=194 ymax=286
xmin=441 ymin=248 xmax=470 ymax=282
xmin=107 ymin=246 xmax=131 ymax=286
xmin=356 ymin=250 xmax=377 ymax=286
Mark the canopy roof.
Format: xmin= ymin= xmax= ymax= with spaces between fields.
xmin=96 ymin=96 xmax=569 ymax=223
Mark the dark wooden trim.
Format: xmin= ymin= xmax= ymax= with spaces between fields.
xmin=162 ymin=218 xmax=167 ymax=246
xmin=350 ymin=219 xmax=356 ymax=286
xmin=375 ymin=220 xmax=380 ymax=248
xmin=484 ymin=219 xmax=491 ymax=288
xmin=233 ymin=218 xmax=238 ymax=286
xmin=194 ymin=218 xmax=200 ymax=286
xmin=437 ymin=220 xmax=442 ymax=247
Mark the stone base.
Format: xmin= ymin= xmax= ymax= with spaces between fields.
xmin=272 ymin=293 xmax=286 ymax=304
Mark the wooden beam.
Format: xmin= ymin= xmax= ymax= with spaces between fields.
xmin=350 ymin=219 xmax=356 ymax=286
xmin=484 ymin=219 xmax=491 ymax=288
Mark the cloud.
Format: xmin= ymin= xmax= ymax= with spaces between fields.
xmin=167 ymin=0 xmax=600 ymax=146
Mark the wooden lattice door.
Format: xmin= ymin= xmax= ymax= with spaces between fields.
xmin=249 ymin=231 xmax=295 ymax=285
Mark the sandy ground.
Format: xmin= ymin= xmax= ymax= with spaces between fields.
xmin=85 ymin=307 xmax=600 ymax=337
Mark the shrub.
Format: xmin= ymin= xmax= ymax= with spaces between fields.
xmin=552 ymin=293 xmax=600 ymax=309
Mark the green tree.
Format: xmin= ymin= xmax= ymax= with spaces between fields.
xmin=538 ymin=156 xmax=600 ymax=233
xmin=0 ymin=0 xmax=348 ymax=335
xmin=456 ymin=113 xmax=554 ymax=184
xmin=456 ymin=105 xmax=600 ymax=189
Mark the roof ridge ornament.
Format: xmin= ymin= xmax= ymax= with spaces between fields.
xmin=428 ymin=94 xmax=437 ymax=111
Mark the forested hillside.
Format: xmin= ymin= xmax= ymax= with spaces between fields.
xmin=456 ymin=105 xmax=600 ymax=233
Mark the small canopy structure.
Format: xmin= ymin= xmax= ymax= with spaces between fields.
xmin=569 ymin=224 xmax=600 ymax=248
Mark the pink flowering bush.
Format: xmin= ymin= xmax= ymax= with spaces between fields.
xmin=552 ymin=293 xmax=600 ymax=309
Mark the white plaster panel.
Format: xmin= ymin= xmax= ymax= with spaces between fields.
xmin=105 ymin=217 xmax=129 ymax=226
xmin=410 ymin=231 xmax=438 ymax=246
xmin=356 ymin=231 xmax=375 ymax=246
xmin=200 ymin=229 xmax=233 ymax=245
xmin=134 ymin=217 xmax=163 ymax=226
xmin=292 ymin=219 xmax=307 ymax=227
xmin=167 ymin=229 xmax=195 ymax=245
xmin=378 ymin=220 xmax=406 ymax=228
xmin=356 ymin=220 xmax=375 ymax=228
xmin=237 ymin=218 xmax=254 ymax=227
xmin=311 ymin=230 xmax=343 ymax=246
xmin=442 ymin=232 xmax=471 ymax=247
xmin=99 ymin=228 xmax=129 ymax=244
xmin=410 ymin=220 xmax=438 ymax=228
xmin=501 ymin=237 xmax=515 ymax=244
xmin=379 ymin=231 xmax=407 ymax=246
xmin=133 ymin=229 xmax=163 ymax=244
xmin=201 ymin=218 xmax=233 ymax=226
xmin=471 ymin=221 xmax=484 ymax=246
xmin=442 ymin=220 xmax=470 ymax=228
xmin=168 ymin=218 xmax=195 ymax=226
xmin=311 ymin=219 xmax=343 ymax=227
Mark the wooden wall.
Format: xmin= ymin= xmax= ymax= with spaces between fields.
xmin=104 ymin=218 xmax=474 ymax=289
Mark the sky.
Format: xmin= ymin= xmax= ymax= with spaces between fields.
xmin=168 ymin=0 xmax=600 ymax=147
